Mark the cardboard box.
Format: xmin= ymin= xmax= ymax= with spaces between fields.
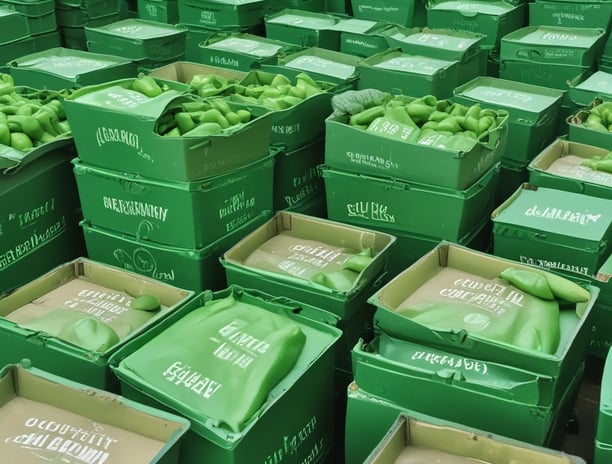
xmin=0 ymin=258 xmax=194 ymax=390
xmin=0 ymin=362 xmax=191 ymax=464
xmin=63 ymin=78 xmax=273 ymax=182
xmin=365 ymin=412 xmax=586 ymax=464
xmin=148 ymin=60 xmax=247 ymax=85
xmin=528 ymin=138 xmax=612 ymax=200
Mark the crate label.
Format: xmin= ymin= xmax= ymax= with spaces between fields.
xmin=367 ymin=117 xmax=419 ymax=141
xmin=283 ymin=165 xmax=322 ymax=208
xmin=550 ymin=11 xmax=586 ymax=25
xmin=27 ymin=56 xmax=112 ymax=76
xmin=112 ymin=246 xmax=177 ymax=283
xmin=518 ymin=255 xmax=592 ymax=277
xmin=409 ymin=32 xmax=474 ymax=51
xmin=163 ymin=361 xmax=223 ymax=397
xmin=271 ymin=121 xmax=301 ymax=135
xmin=523 ymin=204 xmax=603 ymax=226
xmin=344 ymin=149 xmax=399 ymax=171
xmin=209 ymin=38 xmax=282 ymax=57
xmin=264 ymin=415 xmax=324 ymax=464
xmin=346 ymin=201 xmax=395 ymax=224
xmin=285 ymin=56 xmax=355 ymax=80
xmin=199 ymin=9 xmax=217 ymax=25
xmin=409 ymin=349 xmax=489 ymax=375
xmin=102 ymin=196 xmax=169 ymax=223
xmin=219 ymin=190 xmax=257 ymax=233
xmin=376 ymin=56 xmax=447 ymax=74
xmin=356 ymin=4 xmax=401 ymax=14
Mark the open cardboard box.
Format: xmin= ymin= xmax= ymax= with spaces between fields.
xmin=0 ymin=258 xmax=194 ymax=390
xmin=528 ymin=137 xmax=612 ymax=199
xmin=365 ymin=413 xmax=586 ymax=464
xmin=147 ymin=61 xmax=247 ymax=86
xmin=0 ymin=362 xmax=190 ymax=464
xmin=371 ymin=242 xmax=598 ymax=397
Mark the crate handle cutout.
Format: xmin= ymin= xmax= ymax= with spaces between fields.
xmin=516 ymin=48 xmax=543 ymax=61
xmin=436 ymin=369 xmax=466 ymax=382
xmin=119 ymin=179 xmax=147 ymax=194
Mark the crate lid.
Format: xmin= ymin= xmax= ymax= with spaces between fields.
xmin=372 ymin=54 xmax=458 ymax=75
xmin=492 ymin=185 xmax=612 ymax=242
xmin=265 ymin=9 xmax=340 ymax=29
xmin=328 ymin=18 xmax=390 ymax=34
xmin=86 ymin=18 xmax=187 ymax=39
xmin=281 ymin=48 xmax=359 ymax=81
xmin=0 ymin=6 xmax=30 ymax=44
xmin=204 ymin=35 xmax=286 ymax=57
xmin=453 ymin=76 xmax=564 ymax=119
xmin=427 ymin=0 xmax=519 ymax=14
xmin=569 ymin=70 xmax=612 ymax=105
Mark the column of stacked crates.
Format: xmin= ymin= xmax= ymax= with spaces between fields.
xmin=344 ymin=240 xmax=600 ymax=463
xmin=62 ymin=72 xmax=278 ymax=293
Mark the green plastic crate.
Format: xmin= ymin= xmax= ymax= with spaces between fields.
xmin=568 ymin=70 xmax=612 ymax=107
xmin=500 ymin=58 xmax=595 ymax=91
xmin=425 ymin=0 xmax=527 ymax=49
xmin=81 ymin=210 xmax=272 ymax=292
xmin=452 ymin=76 xmax=565 ymax=164
xmin=281 ymin=192 xmax=327 ymax=217
xmin=148 ymin=59 xmax=247 ymax=85
xmin=85 ymin=18 xmax=187 ymax=63
xmin=221 ymin=210 xmax=396 ymax=320
xmin=138 ymin=0 xmax=179 ymax=24
xmin=492 ymin=184 xmax=612 ymax=279
xmin=0 ymin=31 xmax=61 ymax=71
xmin=353 ymin=334 xmax=584 ymax=446
xmin=588 ymin=255 xmax=612 ymax=358
xmin=0 ymin=6 xmax=30 ymax=44
xmin=177 ymin=0 xmax=265 ymax=28
xmin=382 ymin=26 xmax=487 ymax=84
xmin=495 ymin=158 xmax=529 ymax=206
xmin=568 ymin=99 xmax=612 ymax=150
xmin=199 ymin=33 xmax=300 ymax=71
xmin=500 ymin=26 xmax=606 ymax=67
xmin=264 ymin=9 xmax=343 ymax=50
xmin=322 ymin=163 xmax=499 ymax=242
xmin=8 ymin=47 xmax=136 ymax=90
xmin=0 ymin=0 xmax=56 ymax=35
xmin=62 ymin=78 xmax=273 ymax=182
xmin=329 ymin=18 xmax=393 ymax=58
xmin=350 ymin=0 xmax=415 ymax=27
xmin=528 ymin=138 xmax=612 ymax=200
xmin=55 ymin=0 xmax=127 ymax=26
xmin=324 ymin=108 xmax=507 ymax=191
xmin=529 ymin=0 xmax=612 ymax=30
xmin=0 ymin=363 xmax=191 ymax=464
xmin=110 ymin=287 xmax=341 ymax=464
xmin=370 ymin=242 xmax=598 ymax=381
xmin=269 ymin=0 xmax=326 ymax=12
xmin=0 ymin=257 xmax=195 ymax=391
xmin=595 ymin=345 xmax=612 ymax=464
xmin=356 ymin=48 xmax=460 ymax=99
xmin=273 ymin=137 xmax=324 ymax=212
xmin=73 ymin=153 xmax=275 ymax=249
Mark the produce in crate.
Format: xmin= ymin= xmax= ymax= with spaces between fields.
xmin=576 ymin=99 xmax=612 ymax=132
xmin=580 ymin=150 xmax=612 ymax=173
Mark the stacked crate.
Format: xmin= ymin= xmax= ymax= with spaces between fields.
xmin=62 ymin=75 xmax=276 ymax=292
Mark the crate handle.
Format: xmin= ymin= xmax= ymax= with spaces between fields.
xmin=436 ymin=368 xmax=466 ymax=382
xmin=516 ymin=48 xmax=542 ymax=61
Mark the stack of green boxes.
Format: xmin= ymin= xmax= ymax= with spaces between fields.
xmin=345 ymin=241 xmax=598 ymax=463
xmin=56 ymin=0 xmax=129 ymax=50
xmin=137 ymin=0 xmax=179 ymax=24
xmin=453 ymin=76 xmax=565 ymax=206
xmin=602 ymin=33 xmax=612 ymax=72
xmin=329 ymin=18 xmax=393 ymax=58
xmin=61 ymin=76 xmax=276 ymax=292
xmin=323 ymin=89 xmax=507 ymax=277
xmin=349 ymin=0 xmax=427 ymax=28
xmin=264 ymin=8 xmax=345 ymax=50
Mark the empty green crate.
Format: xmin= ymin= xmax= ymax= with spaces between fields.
xmin=73 ymin=153 xmax=275 ymax=249
xmin=528 ymin=138 xmax=612 ymax=200
xmin=452 ymin=76 xmax=565 ymax=164
xmin=200 ymin=33 xmax=300 ymax=71
xmin=322 ymin=163 xmax=499 ymax=242
xmin=264 ymin=9 xmax=342 ymax=50
xmin=588 ymin=255 xmax=612 ymax=358
xmin=500 ymin=58 xmax=595 ymax=91
xmin=138 ymin=0 xmax=179 ymax=23
xmin=425 ymin=0 xmax=527 ymax=49
xmin=501 ymin=26 xmax=606 ymax=67
xmin=55 ymin=0 xmax=127 ymax=26
xmin=0 ymin=0 xmax=56 ymax=35
xmin=0 ymin=7 xmax=30 ymax=44
xmin=8 ymin=47 xmax=136 ymax=90
xmin=0 ymin=257 xmax=195 ymax=391
xmin=382 ymin=27 xmax=488 ymax=84
xmin=568 ymin=70 xmax=612 ymax=107
xmin=177 ymin=0 xmax=265 ymax=28
xmin=330 ymin=18 xmax=392 ymax=58
xmin=356 ymin=48 xmax=460 ymax=99
xmin=0 ymin=30 xmax=61 ymax=62
xmin=85 ymin=18 xmax=187 ymax=63
xmin=492 ymin=184 xmax=612 ymax=279
xmin=595 ymin=344 xmax=612 ymax=464
xmin=273 ymin=137 xmax=324 ymax=212
xmin=63 ymin=79 xmax=273 ymax=182
xmin=110 ymin=287 xmax=341 ymax=464
xmin=529 ymin=0 xmax=612 ymax=29
xmin=324 ymin=108 xmax=507 ymax=191
xmin=81 ymin=210 xmax=272 ymax=291
xmin=350 ymin=0 xmax=416 ymax=27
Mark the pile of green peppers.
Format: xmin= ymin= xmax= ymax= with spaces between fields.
xmin=580 ymin=99 xmax=612 ymax=133
xmin=580 ymin=149 xmax=612 ymax=173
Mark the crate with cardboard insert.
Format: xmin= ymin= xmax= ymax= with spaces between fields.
xmin=62 ymin=77 xmax=273 ymax=183
xmin=529 ymin=0 xmax=612 ymax=30
xmin=567 ymin=97 xmax=612 ymax=150
xmin=84 ymin=18 xmax=187 ymax=69
xmin=370 ymin=242 xmax=598 ymax=409
xmin=491 ymin=184 xmax=611 ymax=283
xmin=0 ymin=257 xmax=195 ymax=391
xmin=138 ymin=0 xmax=179 ymax=24
xmin=109 ymin=286 xmax=342 ymax=464
xmin=8 ymin=47 xmax=137 ymax=91
xmin=381 ymin=26 xmax=488 ymax=85
xmin=80 ymin=209 xmax=273 ymax=292
xmin=587 ymin=254 xmax=612 ymax=358
xmin=177 ymin=0 xmax=266 ymax=29
xmin=324 ymin=91 xmax=508 ymax=190
xmin=0 ymin=362 xmax=191 ymax=464
xmin=528 ymin=138 xmax=612 ymax=201
xmin=425 ymin=0 xmax=527 ymax=49
xmin=199 ymin=32 xmax=301 ymax=72
xmin=356 ymin=48 xmax=461 ymax=99
xmin=452 ymin=76 xmax=565 ymax=165
xmin=0 ymin=0 xmax=56 ymax=36
xmin=264 ymin=8 xmax=344 ymax=50
xmin=364 ymin=412 xmax=587 ymax=464
xmin=327 ymin=18 xmax=393 ymax=59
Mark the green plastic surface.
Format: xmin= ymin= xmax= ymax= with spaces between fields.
xmin=177 ymin=0 xmax=265 ymax=28
xmin=264 ymin=9 xmax=342 ymax=50
xmin=350 ymin=0 xmax=416 ymax=26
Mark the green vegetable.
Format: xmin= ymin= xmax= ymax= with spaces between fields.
xmin=350 ymin=105 xmax=385 ymax=126
xmin=343 ymin=248 xmax=374 ymax=273
xmin=596 ymin=159 xmax=612 ymax=173
xmin=0 ymin=73 xmax=14 ymax=96
xmin=0 ymin=122 xmax=9 ymax=145
xmin=182 ymin=122 xmax=223 ymax=137
xmin=540 ymin=270 xmax=591 ymax=304
xmin=131 ymin=294 xmax=161 ymax=311
xmin=10 ymin=131 xmax=33 ymax=151
xmin=331 ymin=88 xmax=390 ymax=115
xmin=132 ymin=74 xmax=163 ymax=98
xmin=500 ymin=268 xmax=555 ymax=300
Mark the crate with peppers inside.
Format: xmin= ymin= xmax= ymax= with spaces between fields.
xmin=62 ymin=73 xmax=273 ymax=183
xmin=0 ymin=74 xmax=73 ymax=157
xmin=568 ymin=98 xmax=612 ymax=151
xmin=324 ymin=88 xmax=508 ymax=190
